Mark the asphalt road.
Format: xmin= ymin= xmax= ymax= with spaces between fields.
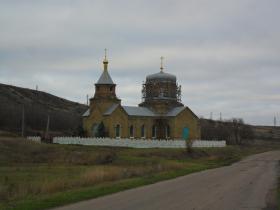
xmin=52 ymin=151 xmax=280 ymax=210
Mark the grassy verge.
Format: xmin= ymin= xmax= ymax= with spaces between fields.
xmin=277 ymin=176 xmax=280 ymax=210
xmin=1 ymin=160 xmax=233 ymax=210
xmin=0 ymin=137 xmax=279 ymax=210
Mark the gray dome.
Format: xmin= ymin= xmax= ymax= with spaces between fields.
xmin=146 ymin=71 xmax=176 ymax=82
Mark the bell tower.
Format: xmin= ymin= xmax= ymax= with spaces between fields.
xmin=90 ymin=49 xmax=121 ymax=113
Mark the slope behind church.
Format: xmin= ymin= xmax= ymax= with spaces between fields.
xmin=83 ymin=53 xmax=200 ymax=140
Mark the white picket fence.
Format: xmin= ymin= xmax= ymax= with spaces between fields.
xmin=27 ymin=136 xmax=41 ymax=143
xmin=52 ymin=137 xmax=226 ymax=148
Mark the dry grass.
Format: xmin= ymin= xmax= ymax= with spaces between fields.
xmin=0 ymin=138 xmax=188 ymax=203
xmin=1 ymin=137 xmax=279 ymax=209
xmin=0 ymin=162 xmax=186 ymax=201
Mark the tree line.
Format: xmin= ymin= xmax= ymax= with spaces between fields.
xmin=200 ymin=118 xmax=254 ymax=145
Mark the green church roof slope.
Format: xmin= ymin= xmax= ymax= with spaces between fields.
xmin=102 ymin=104 xmax=187 ymax=117
xmin=123 ymin=106 xmax=155 ymax=117
xmin=82 ymin=109 xmax=90 ymax=117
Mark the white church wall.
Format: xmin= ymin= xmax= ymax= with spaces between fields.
xmin=27 ymin=136 xmax=41 ymax=143
xmin=52 ymin=137 xmax=226 ymax=148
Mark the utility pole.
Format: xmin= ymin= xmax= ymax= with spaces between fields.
xmin=86 ymin=94 xmax=89 ymax=106
xmin=36 ymin=85 xmax=38 ymax=91
xmin=46 ymin=114 xmax=50 ymax=138
xmin=220 ymin=112 xmax=222 ymax=121
xmin=21 ymin=105 xmax=25 ymax=137
xmin=274 ymin=116 xmax=277 ymax=127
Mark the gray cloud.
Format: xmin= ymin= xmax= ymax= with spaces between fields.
xmin=0 ymin=0 xmax=279 ymax=125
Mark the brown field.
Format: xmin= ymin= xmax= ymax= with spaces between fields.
xmin=0 ymin=137 xmax=279 ymax=210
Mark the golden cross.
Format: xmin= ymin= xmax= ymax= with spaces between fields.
xmin=160 ymin=56 xmax=164 ymax=72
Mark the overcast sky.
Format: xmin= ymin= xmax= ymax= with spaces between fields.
xmin=0 ymin=0 xmax=279 ymax=125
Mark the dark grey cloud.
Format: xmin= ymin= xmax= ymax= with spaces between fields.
xmin=0 ymin=0 xmax=279 ymax=125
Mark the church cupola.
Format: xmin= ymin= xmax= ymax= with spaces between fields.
xmin=93 ymin=49 xmax=120 ymax=102
xmin=139 ymin=56 xmax=183 ymax=114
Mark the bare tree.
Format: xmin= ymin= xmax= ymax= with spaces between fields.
xmin=200 ymin=118 xmax=254 ymax=145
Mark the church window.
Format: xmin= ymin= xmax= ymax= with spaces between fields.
xmin=92 ymin=123 xmax=99 ymax=137
xmin=166 ymin=125 xmax=170 ymax=138
xmin=129 ymin=125 xmax=134 ymax=138
xmin=152 ymin=125 xmax=157 ymax=138
xmin=115 ymin=124 xmax=121 ymax=138
xmin=141 ymin=125 xmax=145 ymax=138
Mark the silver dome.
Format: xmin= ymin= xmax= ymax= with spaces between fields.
xmin=146 ymin=71 xmax=176 ymax=82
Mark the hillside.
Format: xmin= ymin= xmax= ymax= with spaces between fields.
xmin=252 ymin=125 xmax=280 ymax=140
xmin=0 ymin=83 xmax=88 ymax=136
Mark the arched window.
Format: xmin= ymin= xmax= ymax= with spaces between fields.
xmin=166 ymin=125 xmax=170 ymax=138
xmin=152 ymin=125 xmax=157 ymax=138
xmin=115 ymin=124 xmax=121 ymax=138
xmin=129 ymin=125 xmax=134 ymax=138
xmin=141 ymin=125 xmax=145 ymax=138
xmin=92 ymin=123 xmax=99 ymax=137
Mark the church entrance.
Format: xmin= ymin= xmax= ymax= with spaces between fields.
xmin=182 ymin=127 xmax=189 ymax=140
xmin=153 ymin=119 xmax=169 ymax=139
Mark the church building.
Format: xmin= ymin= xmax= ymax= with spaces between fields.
xmin=82 ymin=52 xmax=200 ymax=140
